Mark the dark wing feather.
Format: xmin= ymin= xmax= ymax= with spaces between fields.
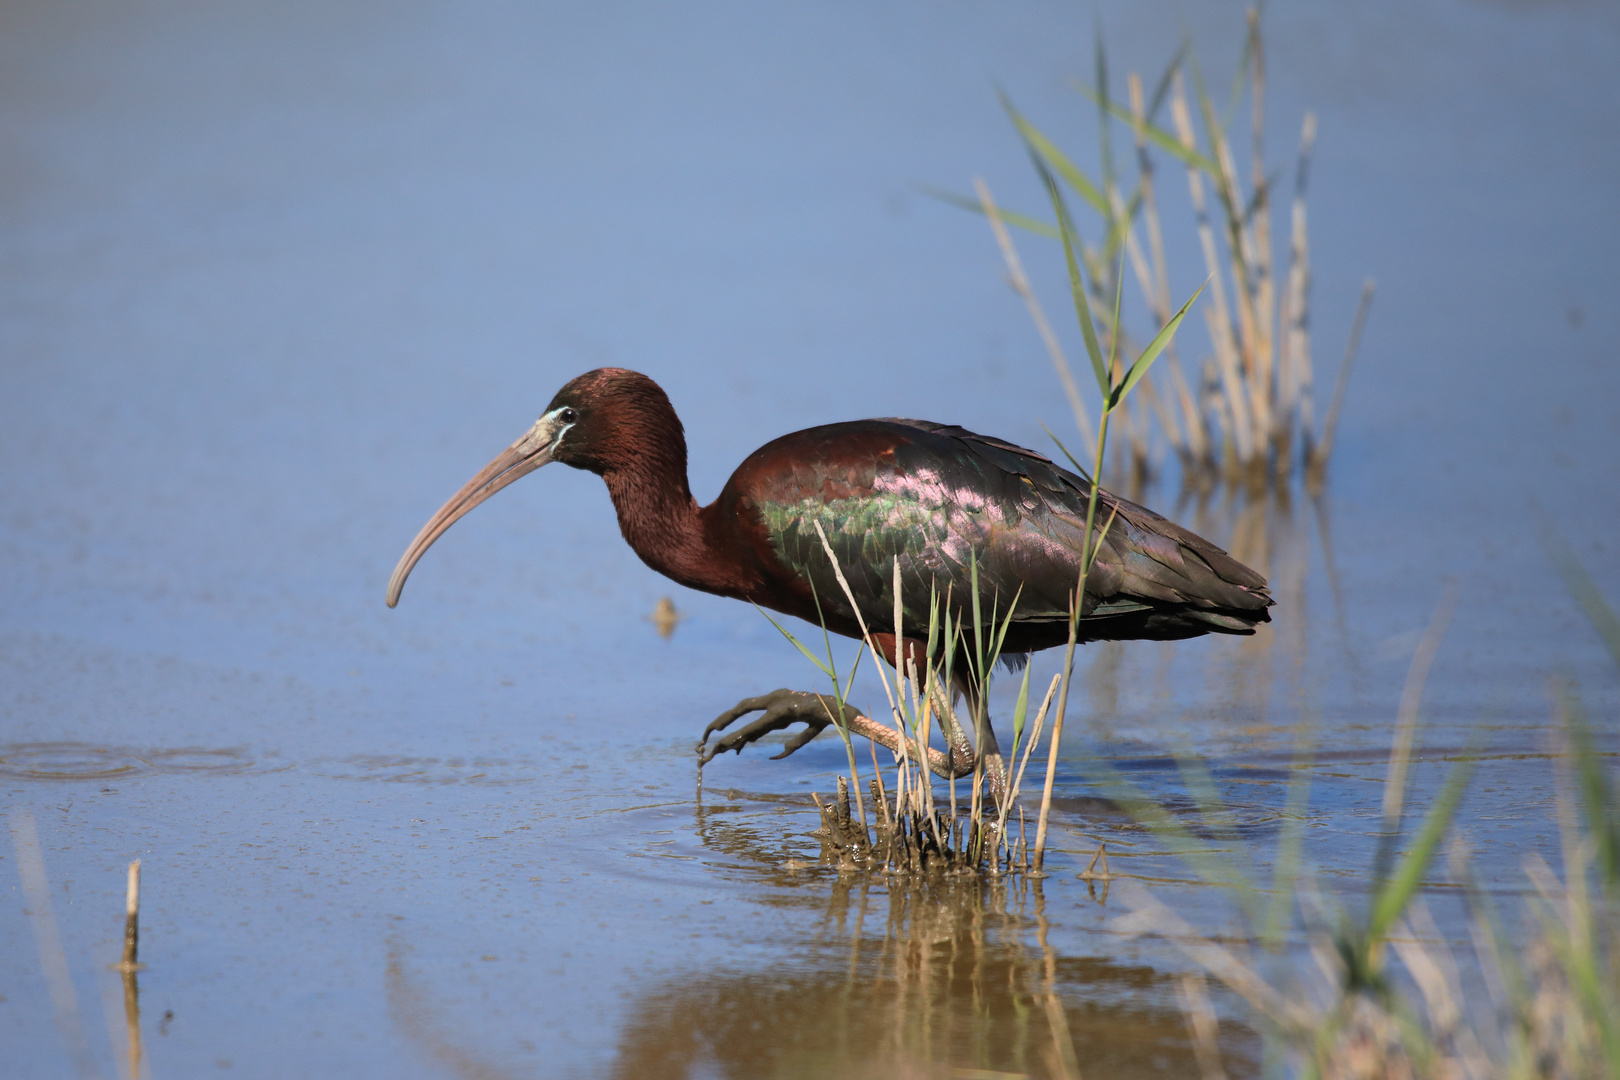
xmin=726 ymin=418 xmax=1272 ymax=651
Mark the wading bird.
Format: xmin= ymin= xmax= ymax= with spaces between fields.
xmin=387 ymin=368 xmax=1271 ymax=792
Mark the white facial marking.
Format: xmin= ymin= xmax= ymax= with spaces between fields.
xmin=536 ymin=407 xmax=576 ymax=453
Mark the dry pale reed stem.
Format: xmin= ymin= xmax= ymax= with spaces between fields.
xmin=1313 ymin=277 xmax=1375 ymax=468
xmin=808 ymin=519 xmax=869 ymax=831
xmin=1111 ymin=884 xmax=1309 ymax=1028
xmin=1202 ymin=306 xmax=1254 ymax=467
xmin=1451 ymin=843 xmax=1514 ymax=1017
xmin=1109 ymin=184 xmax=1184 ymax=463
xmin=1177 ymin=973 xmax=1229 ymax=1080
xmin=1277 ymin=112 xmax=1318 ymax=450
xmin=1117 ymin=196 xmax=1157 ymax=328
xmin=1205 ymin=62 xmax=1277 ymax=468
xmin=1172 ymin=75 xmax=1253 ymax=464
xmin=994 ymin=673 xmax=1062 ymax=856
xmin=122 ymin=859 xmax=140 ymax=970
xmin=1245 ymin=9 xmax=1276 ymax=454
xmin=1129 ymin=72 xmax=1207 ymax=464
xmin=1033 ymin=587 xmax=1083 ymax=872
xmin=1397 ymin=900 xmax=1497 ymax=1078
xmin=1392 ymin=903 xmax=1463 ymax=1042
xmin=1200 ymin=75 xmax=1267 ymax=450
xmin=1550 ymin=701 xmax=1594 ymax=968
xmin=1133 ymin=378 xmax=1181 ymax=471
xmin=905 ymin=657 xmax=945 ymax=852
xmin=974 ymin=177 xmax=1098 ymax=462
xmin=892 ymin=558 xmax=944 ymax=851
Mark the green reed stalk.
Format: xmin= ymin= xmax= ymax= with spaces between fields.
xmin=1026 ymin=146 xmax=1202 ymax=871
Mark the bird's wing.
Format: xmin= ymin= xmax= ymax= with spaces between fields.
xmin=729 ymin=419 xmax=1271 ymax=647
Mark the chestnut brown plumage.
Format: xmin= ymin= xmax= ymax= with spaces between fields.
xmin=388 ymin=368 xmax=1272 ymax=784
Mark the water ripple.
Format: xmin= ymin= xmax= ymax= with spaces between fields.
xmin=0 ymin=742 xmax=281 ymax=781
xmin=302 ymin=755 xmax=539 ymax=785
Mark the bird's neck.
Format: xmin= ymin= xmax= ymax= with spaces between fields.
xmin=602 ymin=457 xmax=740 ymax=596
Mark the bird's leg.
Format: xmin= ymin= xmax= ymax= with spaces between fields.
xmin=698 ymin=689 xmax=977 ymax=782
xmin=874 ymin=632 xmax=1004 ymax=801
xmin=936 ymin=677 xmax=1010 ymax=807
xmin=961 ymin=707 xmax=1009 ymax=807
xmin=926 ymin=682 xmax=1000 ymax=799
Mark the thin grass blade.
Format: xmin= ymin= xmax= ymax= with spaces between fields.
xmin=1146 ymin=42 xmax=1187 ymax=121
xmin=1073 ymin=80 xmax=1219 ymax=176
xmin=917 ymin=185 xmax=1061 ymax=238
xmin=1108 ymin=280 xmax=1207 ymax=411
xmin=1001 ymin=89 xmax=1111 ymax=217
xmin=990 ymin=584 xmax=1025 ymax=663
xmin=1042 ymin=422 xmax=1095 ymax=482
xmin=1545 ymin=529 xmax=1620 ymax=670
xmin=1034 ymin=159 xmax=1110 ymax=394
xmin=1010 ymin=660 xmax=1034 ymax=760
xmin=753 ymin=603 xmax=834 ymax=679
xmin=1367 ymin=755 xmax=1476 ymax=942
xmin=1559 ymin=680 xmax=1620 ymax=892
xmin=1262 ymin=716 xmax=1318 ymax=950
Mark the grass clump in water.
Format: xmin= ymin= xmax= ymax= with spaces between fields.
xmin=941 ymin=9 xmax=1373 ymax=493
xmin=766 ymin=172 xmax=1201 ymax=880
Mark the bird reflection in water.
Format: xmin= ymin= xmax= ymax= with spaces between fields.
xmin=383 ymin=792 xmax=1257 ymax=1080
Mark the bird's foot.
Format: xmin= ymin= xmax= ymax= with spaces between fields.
xmin=697 ymin=689 xmax=859 ymax=766
xmin=698 ymin=689 xmax=991 ymax=795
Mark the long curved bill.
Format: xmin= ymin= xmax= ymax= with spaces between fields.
xmin=386 ymin=413 xmax=568 ymax=608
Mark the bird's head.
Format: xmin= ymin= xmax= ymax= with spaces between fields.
xmin=385 ymin=367 xmax=682 ymax=608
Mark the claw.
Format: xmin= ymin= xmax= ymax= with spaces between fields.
xmin=700 ymin=690 xmax=793 ymax=747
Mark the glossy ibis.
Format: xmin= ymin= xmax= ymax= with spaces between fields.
xmin=387 ymin=368 xmax=1272 ymax=791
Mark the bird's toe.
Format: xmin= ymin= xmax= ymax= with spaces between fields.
xmin=697 ymin=689 xmax=848 ymax=764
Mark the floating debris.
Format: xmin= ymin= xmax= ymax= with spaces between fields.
xmin=648 ymin=596 xmax=683 ymax=639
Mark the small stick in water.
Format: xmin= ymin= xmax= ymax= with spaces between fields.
xmin=1019 ymin=807 xmax=1029 ymax=873
xmin=119 ymin=859 xmax=142 ymax=972
xmin=113 ymin=858 xmax=148 ymax=1080
xmin=1080 ymin=842 xmax=1111 ymax=881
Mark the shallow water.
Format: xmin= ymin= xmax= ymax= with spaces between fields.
xmin=3 ymin=0 xmax=1619 ymax=1076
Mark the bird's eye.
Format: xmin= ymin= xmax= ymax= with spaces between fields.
xmin=560 ymin=407 xmax=577 ymax=424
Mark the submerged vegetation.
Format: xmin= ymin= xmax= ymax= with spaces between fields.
xmin=942 ymin=10 xmax=1373 ymax=493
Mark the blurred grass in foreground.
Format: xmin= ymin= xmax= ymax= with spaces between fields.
xmin=1112 ymin=544 xmax=1620 ymax=1080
